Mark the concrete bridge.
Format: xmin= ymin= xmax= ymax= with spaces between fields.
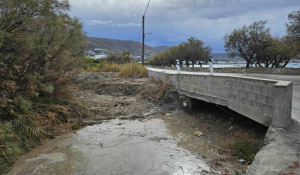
xmin=147 ymin=68 xmax=293 ymax=129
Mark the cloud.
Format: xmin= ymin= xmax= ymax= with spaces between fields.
xmin=87 ymin=20 xmax=140 ymax=27
xmin=87 ymin=20 xmax=113 ymax=26
xmin=68 ymin=0 xmax=300 ymax=52
xmin=122 ymin=12 xmax=136 ymax=18
xmin=116 ymin=23 xmax=141 ymax=27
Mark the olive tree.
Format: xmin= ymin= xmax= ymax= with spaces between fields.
xmin=149 ymin=37 xmax=212 ymax=67
xmin=224 ymin=20 xmax=272 ymax=68
xmin=286 ymin=11 xmax=300 ymax=55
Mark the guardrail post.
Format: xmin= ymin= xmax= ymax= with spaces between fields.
xmin=176 ymin=59 xmax=181 ymax=74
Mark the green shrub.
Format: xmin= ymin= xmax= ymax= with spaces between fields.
xmin=0 ymin=122 xmax=25 ymax=173
xmin=231 ymin=139 xmax=262 ymax=162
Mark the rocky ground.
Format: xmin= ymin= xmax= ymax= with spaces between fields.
xmin=7 ymin=72 xmax=268 ymax=175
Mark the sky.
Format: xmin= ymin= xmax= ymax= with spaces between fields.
xmin=68 ymin=0 xmax=300 ymax=53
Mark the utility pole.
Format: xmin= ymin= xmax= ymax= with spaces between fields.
xmin=142 ymin=15 xmax=145 ymax=65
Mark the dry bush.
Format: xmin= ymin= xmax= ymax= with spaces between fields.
xmin=137 ymin=79 xmax=170 ymax=100
xmin=117 ymin=62 xmax=148 ymax=78
xmin=87 ymin=61 xmax=121 ymax=72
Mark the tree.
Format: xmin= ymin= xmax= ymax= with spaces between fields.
xmin=106 ymin=51 xmax=133 ymax=64
xmin=0 ymin=0 xmax=86 ymax=120
xmin=270 ymin=37 xmax=297 ymax=68
xmin=286 ymin=11 xmax=300 ymax=39
xmin=149 ymin=37 xmax=212 ymax=67
xmin=224 ymin=20 xmax=272 ymax=68
xmin=149 ymin=52 xmax=165 ymax=66
xmin=286 ymin=11 xmax=300 ymax=55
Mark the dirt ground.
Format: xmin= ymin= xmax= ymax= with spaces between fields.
xmin=7 ymin=72 xmax=268 ymax=175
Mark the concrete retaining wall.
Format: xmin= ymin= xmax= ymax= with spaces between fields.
xmin=148 ymin=69 xmax=293 ymax=128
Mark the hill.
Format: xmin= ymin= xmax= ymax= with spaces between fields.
xmin=85 ymin=37 xmax=243 ymax=61
xmin=153 ymin=45 xmax=169 ymax=52
xmin=86 ymin=37 xmax=169 ymax=53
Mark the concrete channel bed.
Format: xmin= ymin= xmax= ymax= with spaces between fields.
xmin=147 ymin=68 xmax=300 ymax=174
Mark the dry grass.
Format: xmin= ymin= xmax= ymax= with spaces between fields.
xmin=87 ymin=61 xmax=121 ymax=72
xmin=117 ymin=62 xmax=148 ymax=78
xmin=86 ymin=60 xmax=148 ymax=78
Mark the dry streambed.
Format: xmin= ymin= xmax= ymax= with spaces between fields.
xmin=7 ymin=72 xmax=267 ymax=175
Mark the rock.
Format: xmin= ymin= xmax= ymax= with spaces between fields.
xmin=150 ymin=136 xmax=169 ymax=142
xmin=183 ymin=101 xmax=188 ymax=107
xmin=194 ymin=131 xmax=203 ymax=136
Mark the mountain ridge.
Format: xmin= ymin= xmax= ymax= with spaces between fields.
xmin=86 ymin=36 xmax=168 ymax=53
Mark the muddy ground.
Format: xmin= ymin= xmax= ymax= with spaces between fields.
xmin=7 ymin=72 xmax=268 ymax=175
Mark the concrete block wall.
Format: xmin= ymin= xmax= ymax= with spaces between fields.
xmin=226 ymin=77 xmax=277 ymax=127
xmin=148 ymin=69 xmax=293 ymax=128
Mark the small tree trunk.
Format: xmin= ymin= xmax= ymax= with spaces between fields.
xmin=281 ymin=60 xmax=290 ymax=68
xmin=246 ymin=61 xmax=250 ymax=68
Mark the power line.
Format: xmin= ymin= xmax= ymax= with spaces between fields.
xmin=146 ymin=36 xmax=163 ymax=66
xmin=137 ymin=27 xmax=142 ymax=42
xmin=137 ymin=19 xmax=143 ymax=42
xmin=146 ymin=18 xmax=223 ymax=41
xmin=144 ymin=0 xmax=151 ymax=16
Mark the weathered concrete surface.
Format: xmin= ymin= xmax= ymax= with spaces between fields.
xmin=72 ymin=119 xmax=210 ymax=175
xmin=8 ymin=119 xmax=211 ymax=175
xmin=147 ymin=68 xmax=293 ymax=128
xmin=248 ymin=120 xmax=300 ymax=175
